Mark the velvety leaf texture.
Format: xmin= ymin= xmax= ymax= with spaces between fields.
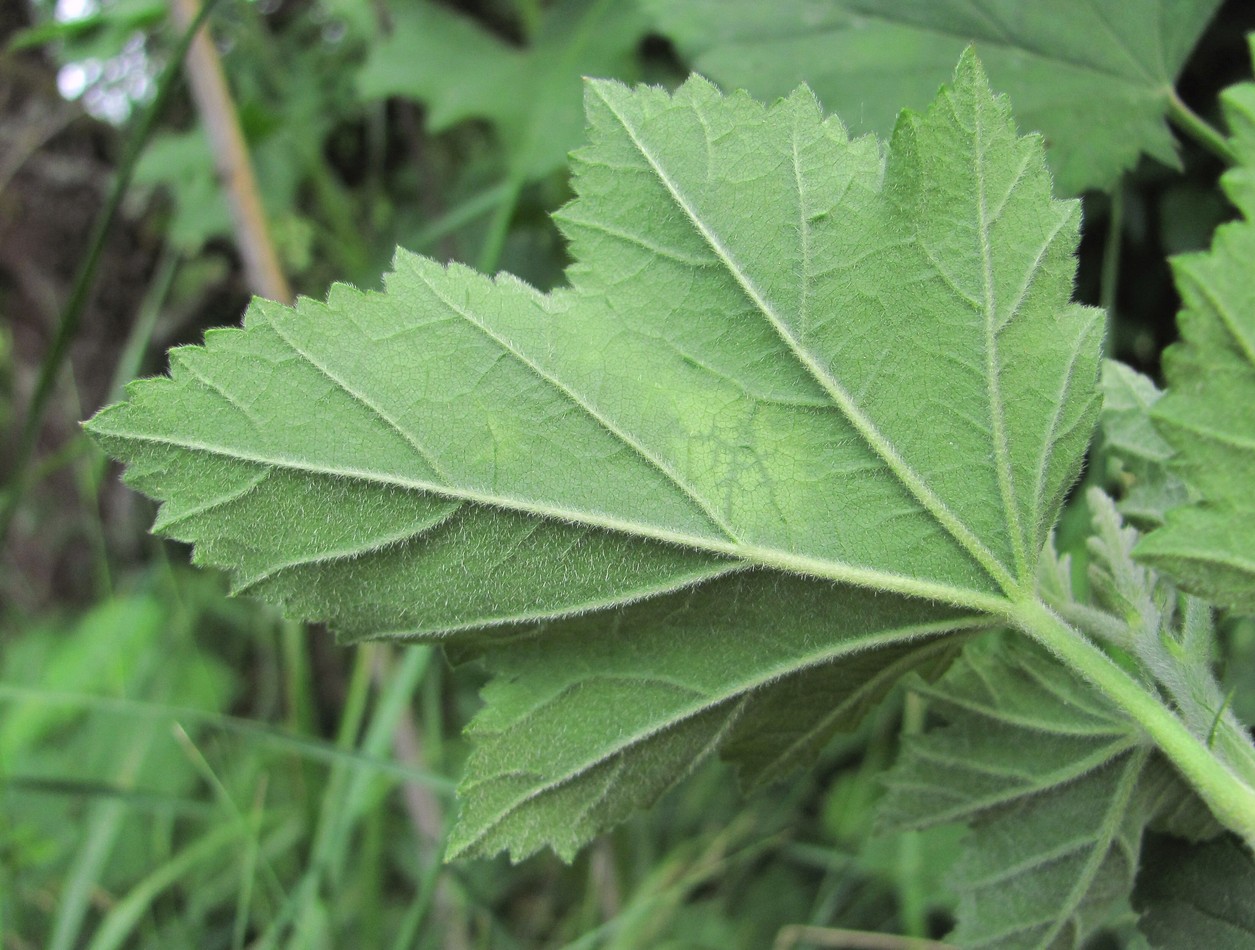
xmin=646 ymin=0 xmax=1222 ymax=194
xmin=454 ymin=576 xmax=974 ymax=860
xmin=87 ymin=54 xmax=1101 ymax=859
xmin=1136 ymin=47 xmax=1255 ymax=613
xmin=879 ymin=636 xmax=1201 ymax=949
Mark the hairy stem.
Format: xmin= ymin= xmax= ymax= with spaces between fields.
xmin=1167 ymin=89 xmax=1236 ymax=165
xmin=1012 ymin=597 xmax=1255 ymax=848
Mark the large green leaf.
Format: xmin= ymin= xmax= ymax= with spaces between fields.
xmin=87 ymin=54 xmax=1101 ymax=857
xmin=879 ymin=635 xmax=1199 ymax=949
xmin=357 ymin=0 xmax=648 ymax=180
xmin=1136 ymin=45 xmax=1255 ymax=613
xmin=646 ymin=0 xmax=1222 ymax=195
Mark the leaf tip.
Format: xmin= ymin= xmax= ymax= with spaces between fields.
xmin=952 ymin=45 xmax=989 ymax=87
xmin=581 ymin=74 xmax=630 ymax=109
xmin=943 ymin=45 xmax=1013 ymax=123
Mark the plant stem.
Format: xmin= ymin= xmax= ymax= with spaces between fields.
xmin=1099 ymin=179 xmax=1123 ymax=321
xmin=1167 ymin=89 xmax=1236 ymax=165
xmin=170 ymin=0 xmax=292 ymax=304
xmin=897 ymin=692 xmax=928 ymax=939
xmin=1013 ymin=597 xmax=1255 ymax=848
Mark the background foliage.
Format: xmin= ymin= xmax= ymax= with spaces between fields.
xmin=3 ymin=1 xmax=1255 ymax=947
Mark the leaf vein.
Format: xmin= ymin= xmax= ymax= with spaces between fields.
xmin=460 ymin=618 xmax=978 ymax=846
xmin=593 ymin=81 xmax=1020 ymax=598
xmin=260 ymin=310 xmax=452 ymax=481
xmin=94 ymin=425 xmax=1014 ymax=612
xmin=974 ymin=98 xmax=1031 ymax=584
xmin=412 ymin=267 xmax=743 ymax=542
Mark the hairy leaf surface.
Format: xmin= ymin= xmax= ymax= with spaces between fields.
xmin=88 ymin=55 xmax=1101 ymax=858
xmin=646 ymin=0 xmax=1222 ymax=194
xmin=879 ymin=636 xmax=1199 ymax=949
xmin=1137 ymin=49 xmax=1255 ymax=613
xmin=453 ymin=575 xmax=975 ymax=860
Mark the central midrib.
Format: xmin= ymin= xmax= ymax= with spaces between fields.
xmin=92 ymin=417 xmax=1014 ymax=616
xmin=973 ymin=92 xmax=1032 ymax=586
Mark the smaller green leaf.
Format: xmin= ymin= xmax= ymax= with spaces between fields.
xmin=1136 ymin=45 xmax=1255 ymax=613
xmin=1085 ymin=491 xmax=1255 ymax=820
xmin=449 ymin=574 xmax=981 ymax=861
xmin=1098 ymin=360 xmax=1189 ymax=528
xmin=879 ymin=634 xmax=1200 ymax=949
xmin=135 ymin=127 xmax=301 ymax=253
xmin=357 ymin=0 xmax=648 ymax=180
xmin=1134 ymin=835 xmax=1255 ymax=948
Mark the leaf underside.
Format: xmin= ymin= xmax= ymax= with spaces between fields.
xmin=646 ymin=0 xmax=1222 ymax=195
xmin=87 ymin=54 xmax=1101 ymax=859
xmin=880 ymin=635 xmax=1202 ymax=950
xmin=1136 ymin=44 xmax=1255 ymax=613
xmin=456 ymin=574 xmax=973 ymax=860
